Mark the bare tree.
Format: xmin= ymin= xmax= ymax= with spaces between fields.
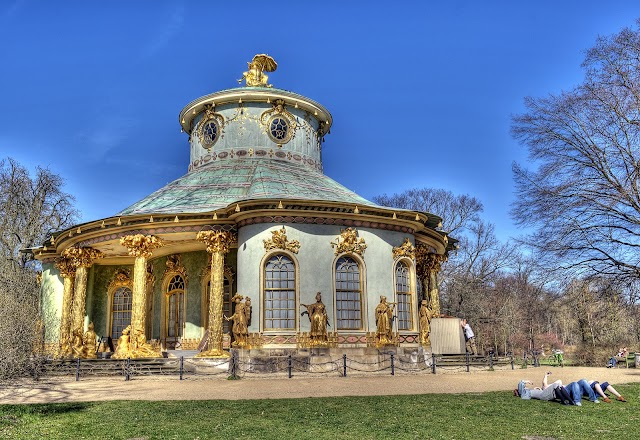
xmin=373 ymin=187 xmax=483 ymax=235
xmin=511 ymin=21 xmax=640 ymax=283
xmin=0 ymin=158 xmax=78 ymax=379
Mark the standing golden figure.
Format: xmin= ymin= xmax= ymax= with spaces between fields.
xmin=225 ymin=293 xmax=251 ymax=348
xmin=418 ymin=300 xmax=432 ymax=346
xmin=375 ymin=296 xmax=395 ymax=345
xmin=301 ymin=292 xmax=328 ymax=345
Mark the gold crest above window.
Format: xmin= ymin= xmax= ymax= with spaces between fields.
xmin=263 ymin=226 xmax=301 ymax=254
xmin=330 ymin=228 xmax=367 ymax=256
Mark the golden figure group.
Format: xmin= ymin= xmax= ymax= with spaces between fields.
xmin=113 ymin=325 xmax=159 ymax=358
xmin=225 ymin=294 xmax=252 ymax=348
xmin=301 ymin=292 xmax=329 ymax=345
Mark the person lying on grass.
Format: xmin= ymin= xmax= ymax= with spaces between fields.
xmin=515 ymin=372 xmax=563 ymax=401
xmin=587 ymin=380 xmax=627 ymax=403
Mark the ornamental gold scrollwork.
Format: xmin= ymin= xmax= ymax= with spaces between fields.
xmin=260 ymin=99 xmax=297 ymax=144
xmin=108 ymin=268 xmax=132 ymax=292
xmin=263 ymin=226 xmax=301 ymax=254
xmin=196 ymin=104 xmax=225 ymax=150
xmin=196 ymin=230 xmax=237 ymax=254
xmin=392 ymin=238 xmax=416 ymax=260
xmin=120 ymin=234 xmax=164 ymax=258
xmin=330 ymin=228 xmax=367 ymax=256
xmin=163 ymin=254 xmax=188 ymax=282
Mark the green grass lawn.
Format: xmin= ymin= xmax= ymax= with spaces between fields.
xmin=1 ymin=383 xmax=638 ymax=439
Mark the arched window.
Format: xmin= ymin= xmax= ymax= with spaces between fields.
xmin=166 ymin=275 xmax=185 ymax=338
xmin=264 ymin=254 xmax=296 ymax=330
xmin=335 ymin=256 xmax=363 ymax=330
xmin=111 ymin=286 xmax=132 ymax=340
xmin=395 ymin=261 xmax=413 ymax=330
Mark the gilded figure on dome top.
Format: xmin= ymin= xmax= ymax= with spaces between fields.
xmin=238 ymin=54 xmax=277 ymax=87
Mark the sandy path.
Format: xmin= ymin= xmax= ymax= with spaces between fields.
xmin=1 ymin=367 xmax=639 ymax=405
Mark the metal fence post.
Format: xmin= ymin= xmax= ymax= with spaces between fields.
xmin=523 ymin=351 xmax=527 ymax=369
xmin=180 ymin=356 xmax=184 ymax=381
xmin=431 ymin=353 xmax=436 ymax=374
xmin=390 ymin=353 xmax=395 ymax=376
xmin=125 ymin=357 xmax=131 ymax=381
xmin=75 ymin=358 xmax=80 ymax=382
xmin=489 ymin=352 xmax=494 ymax=369
xmin=466 ymin=352 xmax=470 ymax=373
xmin=288 ymin=354 xmax=292 ymax=378
xmin=343 ymin=354 xmax=347 ymax=377
xmin=511 ymin=353 xmax=514 ymax=370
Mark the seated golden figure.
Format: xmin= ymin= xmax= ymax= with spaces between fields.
xmin=83 ymin=322 xmax=98 ymax=359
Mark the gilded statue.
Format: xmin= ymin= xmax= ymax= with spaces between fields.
xmin=83 ymin=322 xmax=98 ymax=359
xmin=71 ymin=329 xmax=84 ymax=358
xmin=112 ymin=325 xmax=131 ymax=359
xmin=419 ymin=300 xmax=432 ymax=346
xmin=375 ymin=296 xmax=395 ymax=345
xmin=238 ymin=54 xmax=277 ymax=87
xmin=132 ymin=327 xmax=158 ymax=357
xmin=225 ymin=294 xmax=251 ymax=347
xmin=301 ymin=292 xmax=328 ymax=345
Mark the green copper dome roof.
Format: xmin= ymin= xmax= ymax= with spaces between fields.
xmin=117 ymin=159 xmax=376 ymax=215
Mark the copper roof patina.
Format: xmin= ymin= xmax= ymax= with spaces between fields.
xmin=118 ymin=159 xmax=375 ymax=215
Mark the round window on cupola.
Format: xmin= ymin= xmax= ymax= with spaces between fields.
xmin=196 ymin=106 xmax=224 ymax=150
xmin=201 ymin=120 xmax=219 ymax=147
xmin=268 ymin=116 xmax=290 ymax=143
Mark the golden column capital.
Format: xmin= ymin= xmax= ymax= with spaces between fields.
xmin=120 ymin=234 xmax=165 ymax=258
xmin=196 ymin=230 xmax=236 ymax=254
xmin=54 ymin=257 xmax=76 ymax=278
xmin=62 ymin=246 xmax=104 ymax=269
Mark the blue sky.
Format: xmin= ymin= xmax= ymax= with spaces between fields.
xmin=1 ymin=1 xmax=639 ymax=242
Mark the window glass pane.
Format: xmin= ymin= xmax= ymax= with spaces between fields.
xmin=264 ymin=255 xmax=296 ymax=330
xmin=395 ymin=262 xmax=413 ymax=330
xmin=111 ymin=287 xmax=132 ymax=341
xmin=335 ymin=256 xmax=362 ymax=330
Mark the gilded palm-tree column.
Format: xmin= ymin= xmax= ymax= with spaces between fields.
xmin=62 ymin=246 xmax=104 ymax=357
xmin=54 ymin=257 xmax=76 ymax=358
xmin=120 ymin=234 xmax=164 ymax=357
xmin=196 ymin=230 xmax=236 ymax=358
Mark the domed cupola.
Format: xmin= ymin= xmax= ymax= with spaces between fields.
xmin=179 ymin=54 xmax=332 ymax=174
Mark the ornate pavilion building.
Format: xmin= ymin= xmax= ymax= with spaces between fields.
xmin=37 ymin=55 xmax=453 ymax=360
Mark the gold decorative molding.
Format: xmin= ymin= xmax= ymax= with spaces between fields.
xmin=196 ymin=230 xmax=237 ymax=254
xmin=330 ymin=228 xmax=367 ymax=256
xmin=392 ymin=238 xmax=415 ymax=260
xmin=163 ymin=254 xmax=188 ymax=282
xmin=120 ymin=234 xmax=164 ymax=258
xmin=263 ymin=226 xmax=301 ymax=254
xmin=62 ymin=246 xmax=104 ymax=269
xmin=108 ymin=268 xmax=132 ymax=292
